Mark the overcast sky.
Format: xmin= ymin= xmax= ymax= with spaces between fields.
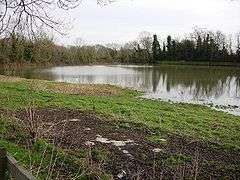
xmin=54 ymin=0 xmax=240 ymax=45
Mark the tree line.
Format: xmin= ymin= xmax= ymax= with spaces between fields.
xmin=0 ymin=28 xmax=240 ymax=65
xmin=151 ymin=29 xmax=240 ymax=63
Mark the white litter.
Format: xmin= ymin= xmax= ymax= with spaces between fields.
xmin=153 ymin=148 xmax=162 ymax=153
xmin=117 ymin=170 xmax=127 ymax=179
xmin=95 ymin=135 xmax=134 ymax=147
xmin=84 ymin=128 xmax=91 ymax=131
xmin=69 ymin=119 xmax=81 ymax=122
xmin=85 ymin=141 xmax=95 ymax=146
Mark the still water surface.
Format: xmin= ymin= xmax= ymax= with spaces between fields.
xmin=1 ymin=65 xmax=240 ymax=115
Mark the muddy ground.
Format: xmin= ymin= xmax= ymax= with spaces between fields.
xmin=5 ymin=108 xmax=240 ymax=179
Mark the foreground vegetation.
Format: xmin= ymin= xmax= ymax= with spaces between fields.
xmin=0 ymin=75 xmax=239 ymax=179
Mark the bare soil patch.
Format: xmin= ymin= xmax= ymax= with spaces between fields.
xmin=6 ymin=108 xmax=240 ymax=179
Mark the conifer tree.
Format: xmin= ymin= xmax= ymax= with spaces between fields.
xmin=236 ymin=34 xmax=240 ymax=61
xmin=237 ymin=48 xmax=240 ymax=61
xmin=163 ymin=42 xmax=166 ymax=53
xmin=152 ymin=35 xmax=161 ymax=63
xmin=172 ymin=40 xmax=177 ymax=60
xmin=209 ymin=38 xmax=218 ymax=62
xmin=166 ymin=35 xmax=172 ymax=59
xmin=221 ymin=43 xmax=228 ymax=61
xmin=196 ymin=35 xmax=202 ymax=60
xmin=162 ymin=42 xmax=166 ymax=60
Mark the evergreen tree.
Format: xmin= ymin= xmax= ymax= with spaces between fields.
xmin=166 ymin=35 xmax=172 ymax=59
xmin=236 ymin=35 xmax=240 ymax=61
xmin=152 ymin=35 xmax=161 ymax=63
xmin=163 ymin=42 xmax=166 ymax=53
xmin=203 ymin=34 xmax=210 ymax=60
xmin=237 ymin=48 xmax=240 ymax=61
xmin=180 ymin=40 xmax=195 ymax=61
xmin=209 ymin=38 xmax=218 ymax=62
xmin=196 ymin=35 xmax=202 ymax=60
xmin=221 ymin=44 xmax=228 ymax=61
xmin=162 ymin=42 xmax=166 ymax=60
xmin=171 ymin=40 xmax=177 ymax=60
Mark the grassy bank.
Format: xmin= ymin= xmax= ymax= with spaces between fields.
xmin=0 ymin=75 xmax=239 ymax=179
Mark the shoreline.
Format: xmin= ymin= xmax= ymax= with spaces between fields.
xmin=1 ymin=60 xmax=240 ymax=69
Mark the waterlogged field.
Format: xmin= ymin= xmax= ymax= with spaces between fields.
xmin=1 ymin=64 xmax=240 ymax=115
xmin=0 ymin=75 xmax=239 ymax=179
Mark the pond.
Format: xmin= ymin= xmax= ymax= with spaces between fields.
xmin=1 ymin=64 xmax=240 ymax=115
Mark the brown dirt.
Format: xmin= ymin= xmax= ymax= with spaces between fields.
xmin=6 ymin=108 xmax=240 ymax=179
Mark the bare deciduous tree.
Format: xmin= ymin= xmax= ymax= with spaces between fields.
xmin=0 ymin=0 xmax=112 ymax=36
xmin=74 ymin=37 xmax=86 ymax=47
xmin=138 ymin=31 xmax=152 ymax=60
xmin=138 ymin=31 xmax=152 ymax=50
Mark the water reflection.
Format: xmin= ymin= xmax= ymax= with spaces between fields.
xmin=0 ymin=65 xmax=240 ymax=114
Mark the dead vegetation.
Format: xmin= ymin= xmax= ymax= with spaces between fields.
xmin=32 ymin=82 xmax=123 ymax=96
xmin=0 ymin=75 xmax=25 ymax=82
xmin=0 ymin=75 xmax=124 ymax=96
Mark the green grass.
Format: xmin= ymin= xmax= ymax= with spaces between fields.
xmin=0 ymin=77 xmax=239 ymax=151
xmin=0 ymin=75 xmax=240 ymax=178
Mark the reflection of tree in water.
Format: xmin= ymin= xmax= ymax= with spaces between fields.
xmin=152 ymin=66 xmax=161 ymax=92
xmin=132 ymin=65 xmax=240 ymax=99
xmin=0 ymin=66 xmax=55 ymax=80
xmin=236 ymin=77 xmax=240 ymax=97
